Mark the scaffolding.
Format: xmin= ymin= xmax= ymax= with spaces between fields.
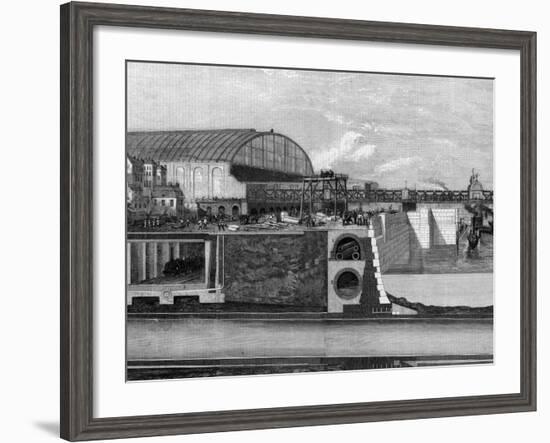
xmin=299 ymin=173 xmax=349 ymax=219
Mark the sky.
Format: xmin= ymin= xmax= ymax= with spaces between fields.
xmin=127 ymin=61 xmax=493 ymax=190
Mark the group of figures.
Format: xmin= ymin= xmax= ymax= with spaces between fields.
xmin=195 ymin=216 xmax=228 ymax=231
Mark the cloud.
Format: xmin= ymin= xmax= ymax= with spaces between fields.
xmin=374 ymin=156 xmax=421 ymax=175
xmin=323 ymin=111 xmax=353 ymax=126
xmin=311 ymin=131 xmax=376 ymax=169
xmin=360 ymin=121 xmax=378 ymax=132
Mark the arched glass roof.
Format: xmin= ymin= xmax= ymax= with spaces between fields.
xmin=126 ymin=129 xmax=314 ymax=176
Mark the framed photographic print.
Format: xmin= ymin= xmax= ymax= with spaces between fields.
xmin=60 ymin=1 xmax=536 ymax=441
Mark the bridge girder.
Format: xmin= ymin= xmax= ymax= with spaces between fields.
xmin=247 ymin=186 xmax=493 ymax=204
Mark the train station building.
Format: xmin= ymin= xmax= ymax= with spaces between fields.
xmin=126 ymin=128 xmax=315 ymax=218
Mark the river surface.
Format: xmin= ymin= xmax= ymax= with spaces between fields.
xmin=383 ymin=273 xmax=493 ymax=307
xmin=127 ymin=317 xmax=492 ymax=360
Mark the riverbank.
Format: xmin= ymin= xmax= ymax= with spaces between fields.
xmin=386 ymin=294 xmax=492 ymax=316
xmin=383 ymin=272 xmax=493 ymax=308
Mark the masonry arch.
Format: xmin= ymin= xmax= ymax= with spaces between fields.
xmin=176 ymin=166 xmax=185 ymax=190
xmin=211 ymin=167 xmax=223 ymax=197
xmin=333 ymin=234 xmax=363 ymax=260
xmin=193 ymin=167 xmax=205 ymax=199
xmin=232 ymin=205 xmax=240 ymax=218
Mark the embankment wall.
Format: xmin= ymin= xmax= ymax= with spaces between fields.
xmin=374 ymin=213 xmax=411 ymax=273
xmin=375 ymin=208 xmax=458 ymax=272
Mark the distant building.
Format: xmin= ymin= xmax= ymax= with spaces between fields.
xmin=467 ymin=169 xmax=484 ymax=200
xmin=151 ymin=185 xmax=184 ymax=217
xmin=142 ymin=159 xmax=167 ymax=189
xmin=348 ymin=179 xmax=379 ymax=191
xmin=127 ymin=155 xmax=180 ymax=223
xmin=126 ymin=129 xmax=315 ymax=217
xmin=126 ymin=156 xmax=144 ymax=186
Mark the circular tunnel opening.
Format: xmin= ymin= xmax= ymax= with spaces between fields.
xmin=335 ymin=237 xmax=361 ymax=260
xmin=335 ymin=270 xmax=361 ymax=299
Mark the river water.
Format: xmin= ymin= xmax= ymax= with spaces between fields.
xmin=383 ymin=273 xmax=493 ymax=307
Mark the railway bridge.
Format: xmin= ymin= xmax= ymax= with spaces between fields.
xmin=248 ymin=186 xmax=493 ymax=205
xmin=246 ymin=176 xmax=493 ymax=216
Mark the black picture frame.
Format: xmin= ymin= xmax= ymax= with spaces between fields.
xmin=60 ymin=2 xmax=537 ymax=441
